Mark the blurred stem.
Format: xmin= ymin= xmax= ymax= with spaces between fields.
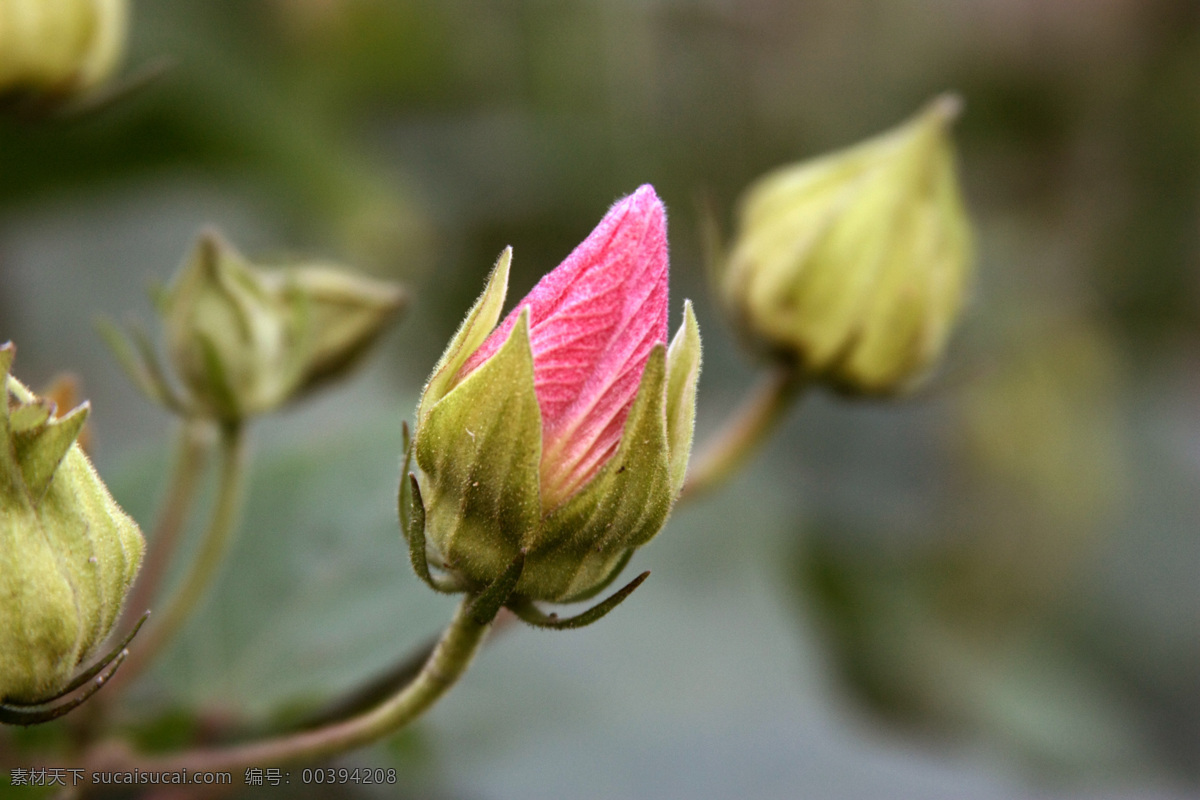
xmin=91 ymin=597 xmax=490 ymax=774
xmin=680 ymin=364 xmax=806 ymax=503
xmin=119 ymin=419 xmax=214 ymax=632
xmin=294 ymin=611 xmax=517 ymax=731
xmin=107 ymin=422 xmax=248 ymax=697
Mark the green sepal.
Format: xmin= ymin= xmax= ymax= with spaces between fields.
xmin=417 ymin=247 xmax=511 ymax=428
xmin=129 ymin=322 xmax=189 ymax=412
xmin=467 ymin=550 xmax=525 ymax=626
xmin=400 ymin=423 xmax=460 ymax=593
xmin=197 ymin=333 xmax=242 ymax=421
xmin=834 ymin=117 xmax=972 ymax=394
xmin=280 ymin=266 xmax=407 ymax=397
xmin=398 ymin=420 xmax=414 ymax=539
xmin=199 ymin=233 xmax=264 ymax=345
xmin=415 ymin=308 xmax=542 ymax=591
xmin=41 ymin=445 xmax=142 ymax=661
xmin=665 ymin=301 xmax=702 ymax=496
xmin=12 ymin=402 xmax=90 ymax=503
xmin=508 ymin=570 xmax=650 ymax=630
xmin=0 ymin=348 xmax=19 ymax=494
xmin=401 ymin=472 xmax=431 ymax=587
xmin=529 ymin=345 xmax=671 ymax=601
xmin=557 ymin=548 xmax=633 ymax=605
xmin=402 ymin=473 xmax=460 ymax=594
xmin=8 ymin=400 xmax=54 ymax=432
xmin=0 ymin=364 xmax=81 ymax=703
xmin=0 ymin=342 xmax=13 ymax=380
xmin=0 ymin=501 xmax=80 ymax=703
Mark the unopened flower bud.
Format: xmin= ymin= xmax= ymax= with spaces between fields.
xmin=720 ymin=94 xmax=973 ymax=394
xmin=0 ymin=0 xmax=128 ymax=99
xmin=0 ymin=343 xmax=144 ymax=704
xmin=407 ymin=186 xmax=701 ymax=607
xmin=117 ymin=231 xmax=405 ymax=422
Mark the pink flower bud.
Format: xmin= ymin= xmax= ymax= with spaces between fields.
xmin=409 ymin=184 xmax=699 ymax=605
xmin=461 ymin=185 xmax=669 ymax=507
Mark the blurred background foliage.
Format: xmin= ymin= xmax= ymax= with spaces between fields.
xmin=1 ymin=0 xmax=1199 ymax=798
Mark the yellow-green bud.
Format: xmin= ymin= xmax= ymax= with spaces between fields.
xmin=720 ymin=94 xmax=973 ymax=394
xmin=153 ymin=231 xmax=405 ymax=422
xmin=0 ymin=343 xmax=144 ymax=704
xmin=0 ymin=0 xmax=128 ymax=98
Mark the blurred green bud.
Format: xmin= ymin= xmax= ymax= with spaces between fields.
xmin=0 ymin=0 xmax=128 ymax=98
xmin=277 ymin=264 xmax=408 ymax=394
xmin=0 ymin=343 xmax=144 ymax=705
xmin=404 ymin=188 xmax=701 ymax=621
xmin=106 ymin=231 xmax=406 ymax=422
xmin=720 ymin=94 xmax=973 ymax=395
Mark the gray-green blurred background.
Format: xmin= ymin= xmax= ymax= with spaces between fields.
xmin=2 ymin=1 xmax=1198 ymax=798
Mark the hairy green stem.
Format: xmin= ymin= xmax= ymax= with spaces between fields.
xmin=679 ymin=364 xmax=805 ymax=502
xmin=92 ymin=597 xmax=489 ymax=774
xmin=106 ymin=422 xmax=247 ymax=696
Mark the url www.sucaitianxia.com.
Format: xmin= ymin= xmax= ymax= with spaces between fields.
xmin=8 ymin=768 xmax=233 ymax=787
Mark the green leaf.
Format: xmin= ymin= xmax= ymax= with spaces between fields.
xmin=416 ymin=247 xmax=511 ymax=428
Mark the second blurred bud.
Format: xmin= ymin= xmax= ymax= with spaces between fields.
xmin=104 ymin=231 xmax=406 ymax=423
xmin=718 ymin=94 xmax=973 ymax=395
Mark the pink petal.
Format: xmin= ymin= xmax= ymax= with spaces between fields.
xmin=461 ymin=185 xmax=669 ymax=506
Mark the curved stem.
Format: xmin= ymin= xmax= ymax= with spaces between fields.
xmin=90 ymin=597 xmax=489 ymax=773
xmin=679 ymin=364 xmax=805 ymax=503
xmin=106 ymin=422 xmax=248 ymax=697
xmin=119 ymin=419 xmax=214 ymax=632
xmin=296 ymin=610 xmax=518 ymax=731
